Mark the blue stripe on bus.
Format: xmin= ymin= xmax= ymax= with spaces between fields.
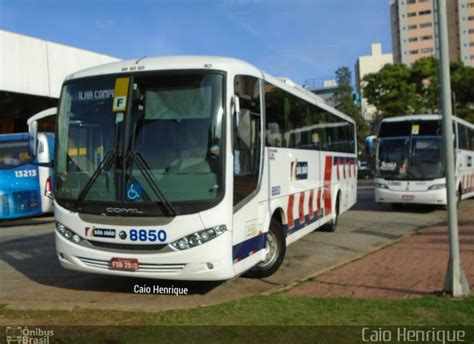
xmin=232 ymin=232 xmax=268 ymax=262
xmin=233 ymin=208 xmax=327 ymax=263
xmin=286 ymin=210 xmax=321 ymax=236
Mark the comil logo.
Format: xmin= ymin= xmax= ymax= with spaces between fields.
xmin=5 ymin=326 xmax=54 ymax=344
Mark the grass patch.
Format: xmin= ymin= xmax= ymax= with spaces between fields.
xmin=2 ymin=296 xmax=473 ymax=343
xmin=1 ymin=295 xmax=473 ymax=327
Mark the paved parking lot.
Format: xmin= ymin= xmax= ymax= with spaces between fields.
xmin=0 ymin=186 xmax=469 ymax=312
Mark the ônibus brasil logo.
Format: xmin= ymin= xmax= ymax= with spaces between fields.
xmin=5 ymin=326 xmax=54 ymax=344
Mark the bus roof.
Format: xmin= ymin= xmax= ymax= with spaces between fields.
xmin=0 ymin=133 xmax=29 ymax=142
xmin=65 ymin=55 xmax=355 ymax=125
xmin=381 ymin=114 xmax=474 ymax=128
xmin=381 ymin=114 xmax=441 ymax=122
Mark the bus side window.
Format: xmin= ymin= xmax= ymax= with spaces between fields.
xmin=233 ymin=75 xmax=261 ymax=207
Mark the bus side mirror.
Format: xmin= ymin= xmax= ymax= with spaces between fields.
xmin=231 ymin=95 xmax=241 ymax=129
xmin=365 ymin=135 xmax=377 ymax=158
xmin=28 ymin=120 xmax=38 ymax=158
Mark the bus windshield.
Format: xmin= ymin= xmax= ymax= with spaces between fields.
xmin=409 ymin=136 xmax=443 ymax=179
xmin=377 ymin=137 xmax=409 ymax=179
xmin=0 ymin=139 xmax=31 ymax=169
xmin=55 ymin=72 xmax=225 ymax=214
xmin=377 ymin=120 xmax=444 ymax=180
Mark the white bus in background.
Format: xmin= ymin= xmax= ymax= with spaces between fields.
xmin=54 ymin=56 xmax=357 ymax=281
xmin=375 ymin=115 xmax=474 ymax=207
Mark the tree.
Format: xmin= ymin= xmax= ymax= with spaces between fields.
xmin=451 ymin=60 xmax=474 ymax=122
xmin=362 ymin=57 xmax=474 ymax=121
xmin=331 ymin=67 xmax=369 ymax=149
xmin=362 ymin=63 xmax=421 ymax=118
xmin=410 ymin=56 xmax=438 ymax=113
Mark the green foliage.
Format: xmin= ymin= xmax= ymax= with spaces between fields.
xmin=362 ymin=57 xmax=474 ymax=121
xmin=331 ymin=66 xmax=369 ymax=148
xmin=1 ymin=296 xmax=474 ymax=327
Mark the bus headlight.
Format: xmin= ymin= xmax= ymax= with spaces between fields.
xmin=428 ymin=184 xmax=446 ymax=190
xmin=375 ymin=182 xmax=388 ymax=189
xmin=169 ymin=225 xmax=227 ymax=251
xmin=56 ymin=222 xmax=83 ymax=245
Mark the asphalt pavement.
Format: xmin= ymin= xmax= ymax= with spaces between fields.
xmin=0 ymin=186 xmax=468 ymax=312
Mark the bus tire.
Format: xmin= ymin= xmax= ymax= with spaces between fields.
xmin=246 ymin=219 xmax=286 ymax=278
xmin=391 ymin=203 xmax=403 ymax=210
xmin=457 ymin=187 xmax=462 ymax=208
xmin=322 ymin=193 xmax=340 ymax=232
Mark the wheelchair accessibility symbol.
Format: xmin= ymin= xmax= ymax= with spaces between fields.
xmin=126 ymin=183 xmax=142 ymax=201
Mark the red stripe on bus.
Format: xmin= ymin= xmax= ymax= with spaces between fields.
xmin=317 ymin=188 xmax=322 ymax=217
xmin=308 ymin=189 xmax=314 ymax=220
xmin=324 ymin=156 xmax=333 ymax=215
xmin=336 ymin=158 xmax=340 ymax=180
xmin=343 ymin=158 xmax=347 ymax=179
xmin=299 ymin=192 xmax=305 ymax=224
xmin=287 ymin=194 xmax=295 ymax=229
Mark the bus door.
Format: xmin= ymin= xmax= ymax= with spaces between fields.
xmin=232 ymin=75 xmax=266 ymax=274
xmin=27 ymin=107 xmax=56 ymax=213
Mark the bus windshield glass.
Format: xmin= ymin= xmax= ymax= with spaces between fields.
xmin=377 ymin=120 xmax=444 ymax=180
xmin=127 ymin=73 xmax=224 ymax=204
xmin=377 ymin=137 xmax=409 ymax=179
xmin=55 ymin=72 xmax=225 ymax=212
xmin=0 ymin=139 xmax=31 ymax=168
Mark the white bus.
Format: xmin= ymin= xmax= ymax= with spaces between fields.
xmin=54 ymin=56 xmax=357 ymax=280
xmin=375 ymin=115 xmax=474 ymax=207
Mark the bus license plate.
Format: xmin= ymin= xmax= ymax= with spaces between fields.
xmin=402 ymin=195 xmax=414 ymax=201
xmin=110 ymin=258 xmax=139 ymax=271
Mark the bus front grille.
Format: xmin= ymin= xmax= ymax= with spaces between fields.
xmin=77 ymin=257 xmax=186 ymax=273
xmin=86 ymin=240 xmax=167 ymax=252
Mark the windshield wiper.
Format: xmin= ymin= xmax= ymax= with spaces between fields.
xmin=76 ymin=150 xmax=116 ymax=206
xmin=127 ymin=150 xmax=178 ymax=217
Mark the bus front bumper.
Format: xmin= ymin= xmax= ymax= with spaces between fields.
xmin=375 ymin=188 xmax=447 ymax=205
xmin=56 ymin=231 xmax=235 ymax=281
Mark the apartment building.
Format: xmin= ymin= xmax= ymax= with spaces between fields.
xmin=390 ymin=0 xmax=474 ymax=67
xmin=355 ymin=43 xmax=393 ymax=121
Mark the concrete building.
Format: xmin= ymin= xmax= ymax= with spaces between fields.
xmin=390 ymin=0 xmax=474 ymax=67
xmin=355 ymin=43 xmax=393 ymax=121
xmin=309 ymin=79 xmax=339 ymax=107
xmin=0 ymin=30 xmax=119 ymax=133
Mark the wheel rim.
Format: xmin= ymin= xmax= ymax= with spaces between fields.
xmin=258 ymin=231 xmax=279 ymax=268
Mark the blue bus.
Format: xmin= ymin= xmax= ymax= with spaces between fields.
xmin=0 ymin=108 xmax=56 ymax=220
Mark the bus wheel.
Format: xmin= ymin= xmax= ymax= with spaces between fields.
xmin=322 ymin=194 xmax=339 ymax=232
xmin=246 ymin=219 xmax=286 ymax=278
xmin=391 ymin=203 xmax=403 ymax=210
xmin=457 ymin=187 xmax=462 ymax=208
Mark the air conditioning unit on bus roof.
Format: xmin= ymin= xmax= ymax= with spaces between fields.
xmin=277 ymin=77 xmax=326 ymax=103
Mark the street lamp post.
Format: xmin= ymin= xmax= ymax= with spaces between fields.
xmin=436 ymin=0 xmax=470 ymax=297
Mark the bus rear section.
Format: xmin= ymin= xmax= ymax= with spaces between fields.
xmin=375 ymin=115 xmax=448 ymax=206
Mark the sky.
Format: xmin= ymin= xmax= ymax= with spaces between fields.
xmin=0 ymin=0 xmax=392 ymax=86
